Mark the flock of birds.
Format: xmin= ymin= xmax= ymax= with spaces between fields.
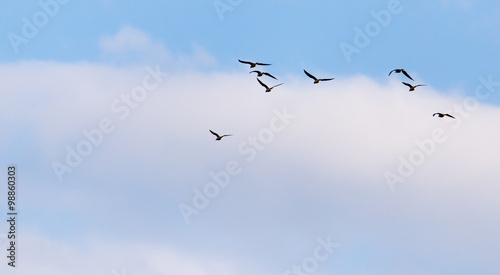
xmin=209 ymin=59 xmax=455 ymax=141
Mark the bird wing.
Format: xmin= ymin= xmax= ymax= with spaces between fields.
xmin=238 ymin=59 xmax=253 ymax=65
xmin=209 ymin=129 xmax=220 ymax=138
xmin=432 ymin=113 xmax=439 ymax=117
xmin=402 ymin=82 xmax=413 ymax=88
xmin=304 ymin=70 xmax=317 ymax=81
xmin=249 ymin=70 xmax=260 ymax=75
xmin=445 ymin=114 xmax=455 ymax=119
xmin=263 ymin=72 xmax=277 ymax=80
xmin=271 ymin=83 xmax=284 ymax=89
xmin=257 ymin=78 xmax=269 ymax=89
xmin=402 ymin=70 xmax=414 ymax=81
xmin=257 ymin=62 xmax=271 ymax=66
xmin=415 ymin=84 xmax=426 ymax=88
xmin=220 ymin=134 xmax=232 ymax=138
xmin=319 ymin=78 xmax=335 ymax=82
xmin=388 ymin=69 xmax=396 ymax=76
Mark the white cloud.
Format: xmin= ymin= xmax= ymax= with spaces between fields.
xmin=100 ymin=25 xmax=157 ymax=54
xmin=99 ymin=25 xmax=171 ymax=65
xmin=98 ymin=26 xmax=216 ymax=69
xmin=0 ymin=233 xmax=242 ymax=275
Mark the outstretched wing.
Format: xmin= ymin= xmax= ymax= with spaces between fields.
xmin=402 ymin=82 xmax=413 ymax=88
xmin=415 ymin=84 xmax=426 ymax=88
xmin=209 ymin=129 xmax=220 ymax=138
xmin=257 ymin=62 xmax=271 ymax=66
xmin=257 ymin=78 xmax=269 ymax=89
xmin=388 ymin=69 xmax=397 ymax=76
xmin=263 ymin=72 xmax=277 ymax=80
xmin=271 ymin=83 xmax=284 ymax=89
xmin=220 ymin=134 xmax=232 ymax=138
xmin=402 ymin=70 xmax=414 ymax=81
xmin=319 ymin=78 xmax=335 ymax=82
xmin=249 ymin=70 xmax=260 ymax=75
xmin=444 ymin=114 xmax=455 ymax=119
xmin=238 ymin=59 xmax=253 ymax=65
xmin=304 ymin=70 xmax=318 ymax=81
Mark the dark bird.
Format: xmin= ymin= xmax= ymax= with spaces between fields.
xmin=238 ymin=59 xmax=271 ymax=68
xmin=209 ymin=129 xmax=232 ymax=141
xmin=402 ymin=82 xmax=426 ymax=91
xmin=257 ymin=78 xmax=283 ymax=93
xmin=389 ymin=69 xmax=414 ymax=81
xmin=304 ymin=70 xmax=334 ymax=84
xmin=249 ymin=70 xmax=277 ymax=80
xmin=433 ymin=113 xmax=455 ymax=119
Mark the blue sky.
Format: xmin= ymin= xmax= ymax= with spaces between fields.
xmin=2 ymin=0 xmax=499 ymax=88
xmin=1 ymin=1 xmax=500 ymax=274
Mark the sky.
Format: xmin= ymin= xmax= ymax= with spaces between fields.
xmin=0 ymin=0 xmax=500 ymax=274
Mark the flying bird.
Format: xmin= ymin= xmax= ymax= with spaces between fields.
xmin=249 ymin=70 xmax=277 ymax=80
xmin=257 ymin=78 xmax=283 ymax=93
xmin=433 ymin=113 xmax=455 ymax=119
xmin=389 ymin=69 xmax=414 ymax=81
xmin=402 ymin=82 xmax=426 ymax=91
xmin=304 ymin=70 xmax=334 ymax=84
xmin=238 ymin=59 xmax=271 ymax=68
xmin=209 ymin=129 xmax=232 ymax=141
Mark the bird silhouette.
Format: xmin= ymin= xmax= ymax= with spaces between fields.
xmin=402 ymin=82 xmax=426 ymax=91
xmin=249 ymin=70 xmax=277 ymax=80
xmin=209 ymin=130 xmax=232 ymax=140
xmin=433 ymin=113 xmax=455 ymax=119
xmin=257 ymin=78 xmax=283 ymax=93
xmin=238 ymin=59 xmax=271 ymax=68
xmin=304 ymin=70 xmax=335 ymax=84
xmin=389 ymin=69 xmax=414 ymax=81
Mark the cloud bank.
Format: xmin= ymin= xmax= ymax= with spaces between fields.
xmin=1 ymin=28 xmax=500 ymax=275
